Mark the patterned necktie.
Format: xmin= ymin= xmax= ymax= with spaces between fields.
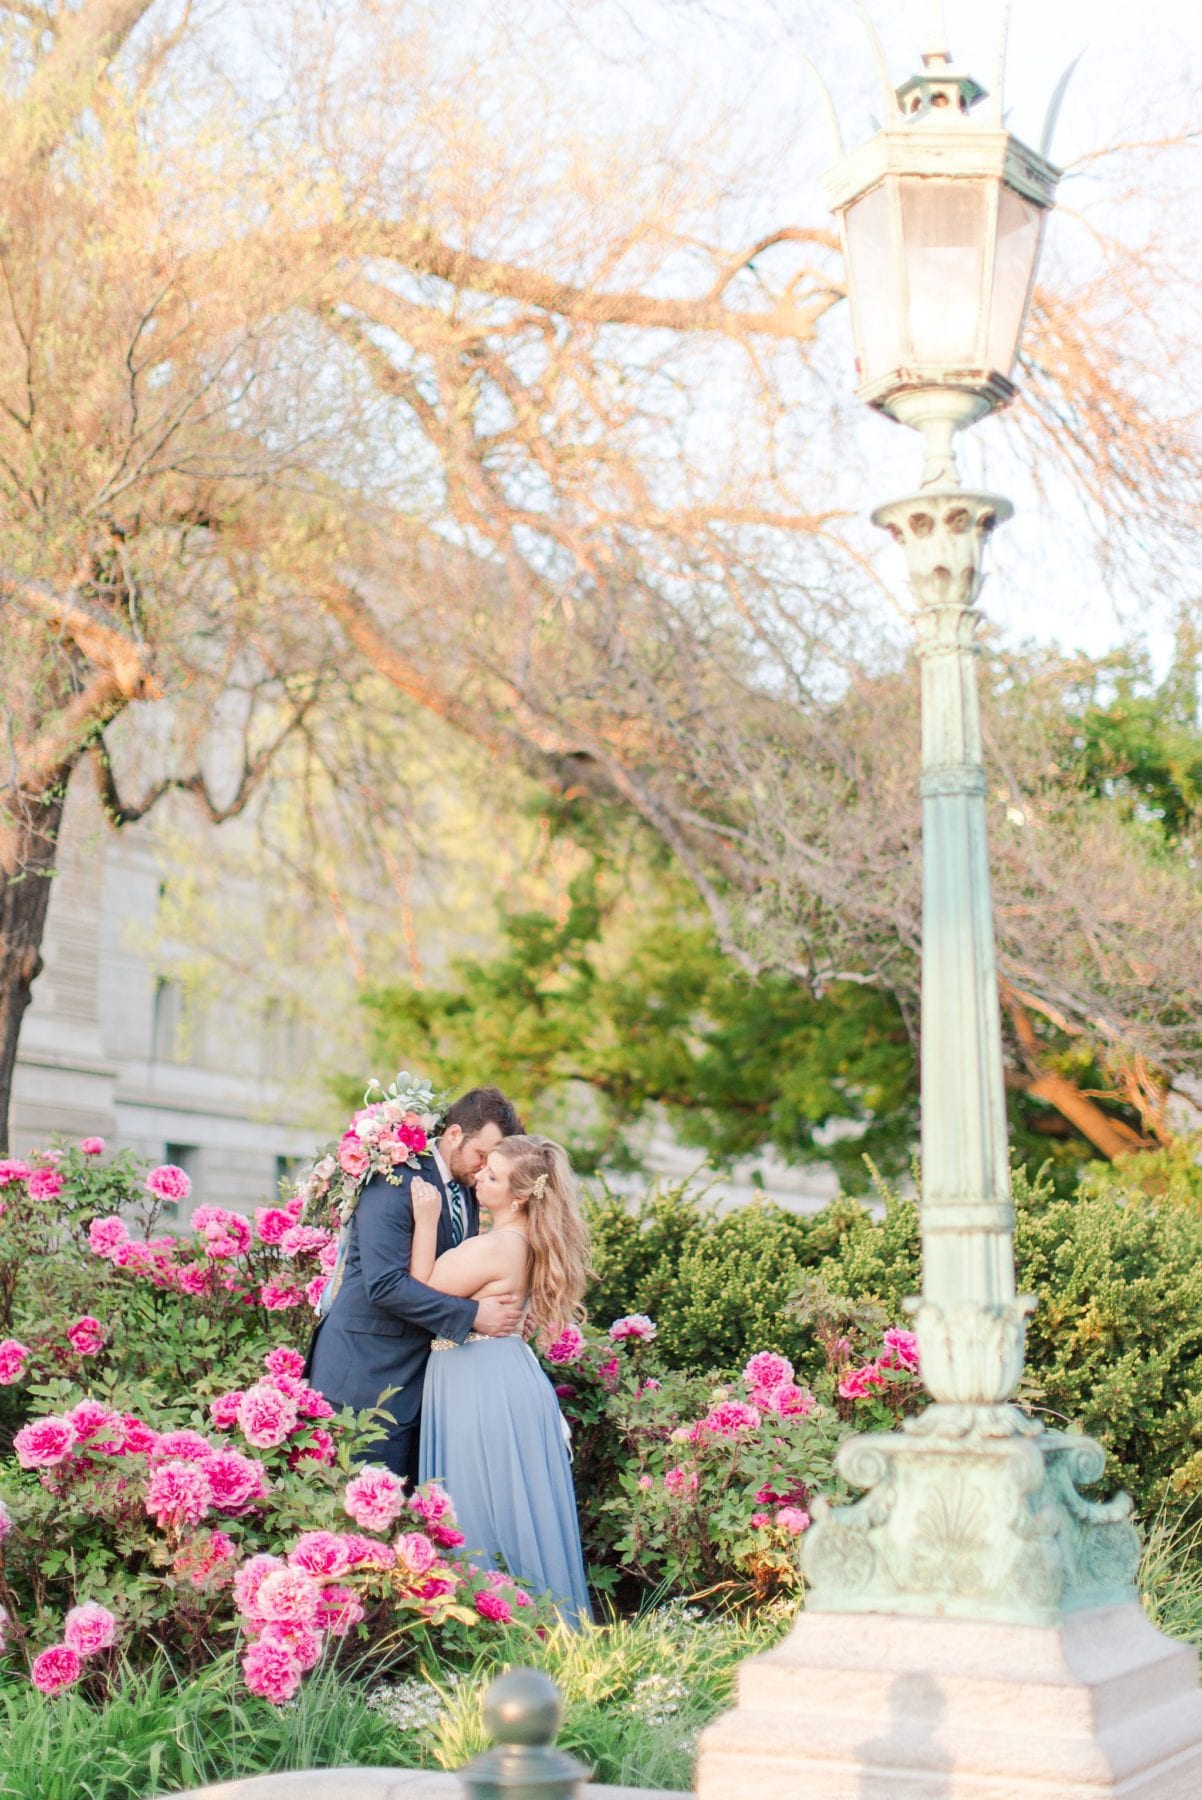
xmin=447 ymin=1178 xmax=466 ymax=1247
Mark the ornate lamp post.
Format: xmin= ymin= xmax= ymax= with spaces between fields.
xmin=698 ymin=21 xmax=1202 ymax=1799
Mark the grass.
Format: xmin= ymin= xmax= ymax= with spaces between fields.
xmin=0 ymin=1601 xmax=788 ymax=1799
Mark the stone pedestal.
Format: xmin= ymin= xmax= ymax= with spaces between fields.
xmin=695 ymin=1604 xmax=1202 ymax=1798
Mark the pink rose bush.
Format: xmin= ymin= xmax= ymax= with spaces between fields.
xmin=836 ymin=1327 xmax=922 ymax=1416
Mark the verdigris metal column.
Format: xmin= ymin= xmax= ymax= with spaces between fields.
xmin=800 ymin=411 xmax=1140 ymax=1624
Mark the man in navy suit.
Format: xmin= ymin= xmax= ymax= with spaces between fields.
xmin=306 ymin=1086 xmax=524 ymax=1485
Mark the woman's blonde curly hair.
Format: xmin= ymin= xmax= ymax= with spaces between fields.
xmin=493 ymin=1134 xmax=591 ymax=1344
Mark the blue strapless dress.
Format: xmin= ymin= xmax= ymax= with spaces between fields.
xmin=419 ymin=1334 xmax=592 ymax=1627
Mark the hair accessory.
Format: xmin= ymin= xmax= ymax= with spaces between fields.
xmin=530 ymin=1171 xmax=549 ymax=1200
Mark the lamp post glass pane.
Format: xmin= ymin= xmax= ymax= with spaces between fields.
xmin=844 ymin=183 xmax=903 ymax=385
xmin=986 ymin=185 xmax=1044 ymax=377
xmin=900 ymin=178 xmax=987 ymax=366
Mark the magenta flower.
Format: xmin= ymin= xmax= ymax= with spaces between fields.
xmin=315 ymin=1584 xmax=365 ymax=1636
xmin=0 ymin=1338 xmax=30 ymax=1385
xmin=208 ymin=1390 xmax=244 ymax=1431
xmin=609 ymin=1314 xmax=657 ymax=1343
xmin=258 ymin=1619 xmax=323 ymax=1671
xmin=67 ymin=1316 xmax=105 ymax=1357
xmin=241 ymin=1637 xmax=303 ymax=1704
xmin=201 ymin=1449 xmax=268 ymax=1512
xmin=342 ymin=1533 xmax=396 ymax=1570
xmin=88 ymin=1216 xmax=129 ymax=1259
xmin=474 ymin=1589 xmax=513 ymax=1624
xmin=882 ymin=1327 xmax=921 ymax=1373
xmin=750 ymin=1511 xmax=772 ymax=1529
xmin=700 ymin=1400 xmax=761 ymax=1438
xmin=776 ymin=1506 xmax=811 ymax=1535
xmin=337 ymin=1135 xmax=370 ymax=1179
xmin=0 ymin=1159 xmax=32 ymax=1186
xmin=236 ymin=1382 xmax=299 ymax=1449
xmin=544 ymin=1323 xmax=584 ymax=1364
xmin=64 ymin=1602 xmax=118 ymax=1657
xmin=79 ymin=1137 xmax=105 ymax=1155
xmin=259 ymin=1282 xmax=303 ymax=1311
xmin=119 ymin=1415 xmax=159 ymax=1456
xmin=278 ymin=1224 xmax=330 ymax=1258
xmin=146 ymin=1163 xmax=192 ymax=1203
xmin=255 ymin=1567 xmax=321 ymax=1626
xmin=264 ymin=1346 xmax=306 ymax=1381
xmin=27 ymin=1166 xmax=64 ymax=1201
xmin=394 ymin=1531 xmax=438 ymax=1576
xmin=145 ymin=1459 xmax=214 ymax=1530
xmin=596 ymin=1356 xmax=620 ymax=1392
xmin=761 ymin=1383 xmax=816 ymax=1418
xmin=838 ymin=1363 xmax=888 ymax=1401
xmin=14 ymin=1415 xmax=77 ymax=1468
xmin=743 ymin=1350 xmax=794 ymax=1392
xmin=233 ymin=1553 xmax=284 ymax=1624
xmin=292 ymin=1426 xmax=336 ymax=1466
xmin=30 ymin=1644 xmax=83 ymax=1695
xmin=287 ymin=1531 xmax=353 ymax=1580
xmin=304 ymin=1275 xmax=328 ymax=1310
xmin=344 ymin=1466 xmax=407 ymax=1532
xmin=663 ymin=1465 xmax=698 ymax=1497
xmin=150 ymin=1429 xmax=213 ymax=1465
xmin=254 ymin=1207 xmax=293 ymax=1245
xmin=68 ymin=1400 xmax=122 ymax=1451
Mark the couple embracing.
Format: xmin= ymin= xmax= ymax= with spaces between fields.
xmin=306 ymin=1088 xmax=592 ymax=1624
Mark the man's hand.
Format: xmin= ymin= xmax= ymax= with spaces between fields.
xmin=410 ymin=1178 xmax=443 ymax=1226
xmin=473 ymin=1293 xmax=523 ymax=1337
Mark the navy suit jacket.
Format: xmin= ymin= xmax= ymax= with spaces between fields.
xmin=307 ymin=1158 xmax=478 ymax=1431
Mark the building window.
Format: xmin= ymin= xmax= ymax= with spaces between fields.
xmin=275 ymin=1154 xmax=301 ymax=1198
xmin=152 ymin=977 xmax=181 ymax=1063
xmin=161 ymin=1142 xmax=200 ymax=1220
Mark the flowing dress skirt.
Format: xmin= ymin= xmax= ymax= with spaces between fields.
xmin=419 ymin=1335 xmax=592 ymax=1626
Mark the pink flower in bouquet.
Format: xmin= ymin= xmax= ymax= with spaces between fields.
xmin=0 ymin=1158 xmax=32 ymax=1186
xmin=287 ymin=1531 xmax=353 ymax=1580
xmin=700 ymin=1400 xmax=761 ymax=1438
xmin=88 ymin=1216 xmax=128 ymax=1259
xmin=337 ymin=1134 xmax=370 ymax=1178
xmin=394 ymin=1531 xmax=438 ymax=1576
xmin=474 ymin=1589 xmax=513 ymax=1624
xmin=881 ymin=1327 xmax=920 ymax=1374
xmin=342 ymin=1533 xmax=396 ymax=1570
xmin=0 ymin=1338 xmax=30 ymax=1384
xmin=256 ymin=1567 xmax=321 ymax=1626
xmin=315 ymin=1584 xmax=365 ymax=1636
xmin=146 ymin=1163 xmax=191 ymax=1203
xmin=265 ymin=1346 xmax=306 ymax=1381
xmin=208 ymin=1390 xmax=244 ymax=1431
xmin=305 ymin=1276 xmax=328 ymax=1310
xmin=344 ymin=1466 xmax=407 ymax=1532
xmin=743 ymin=1351 xmax=793 ymax=1392
xmin=80 ymin=1136 xmax=105 ymax=1155
xmin=254 ymin=1207 xmax=293 ymax=1245
xmin=68 ymin=1400 xmax=122 ymax=1451
xmin=291 ymin=1427 xmax=336 ymax=1467
xmin=30 ymin=1644 xmax=83 ymax=1695
xmin=663 ymin=1466 xmax=698 ymax=1497
xmin=202 ymin=1449 xmax=268 ymax=1512
xmin=233 ymin=1553 xmax=284 ymax=1622
xmin=237 ymin=1382 xmax=299 ymax=1448
xmin=64 ymin=1602 xmax=117 ymax=1657
xmin=776 ymin=1506 xmax=811 ymax=1535
xmin=761 ymin=1383 xmax=816 ymax=1418
xmin=838 ymin=1363 xmax=887 ymax=1401
xmin=145 ymin=1459 xmax=214 ymax=1530
xmin=258 ymin=1619 xmax=323 ymax=1671
xmin=597 ymin=1356 xmax=620 ymax=1392
xmin=398 ymin=1121 xmax=427 ymax=1154
xmin=259 ymin=1282 xmax=304 ymax=1311
xmin=241 ymin=1638 xmax=303 ymax=1704
xmin=66 ymin=1316 xmax=105 ymax=1356
xmin=279 ymin=1224 xmax=330 ymax=1258
xmin=545 ymin=1324 xmax=585 ymax=1365
xmin=150 ymin=1429 xmax=213 ymax=1464
xmin=750 ymin=1511 xmax=772 ymax=1529
xmin=28 ymin=1166 xmax=64 ymax=1201
xmin=14 ymin=1414 xmax=77 ymax=1468
xmin=120 ymin=1414 xmax=158 ymax=1456
xmin=609 ymin=1313 xmax=656 ymax=1343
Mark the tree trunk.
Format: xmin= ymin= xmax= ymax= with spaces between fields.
xmin=0 ymin=788 xmax=68 ymax=1153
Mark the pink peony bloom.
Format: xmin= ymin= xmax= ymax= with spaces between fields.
xmin=637 ymin=1474 xmax=653 ymax=1490
xmin=67 ymin=1316 xmax=105 ymax=1356
xmin=202 ymin=1449 xmax=268 ymax=1512
xmin=609 ymin=1314 xmax=657 ymax=1343
xmin=30 ymin=1644 xmax=83 ymax=1695
xmin=393 ymin=1531 xmax=438 ymax=1576
xmin=64 ymin=1602 xmax=118 ymax=1657
xmin=259 ymin=1282 xmax=303 ymax=1311
xmin=701 ymin=1400 xmax=761 ymax=1438
xmin=208 ymin=1390 xmax=244 ymax=1431
xmin=258 ymin=1619 xmax=323 ymax=1671
xmin=27 ymin=1166 xmax=64 ymax=1201
xmin=315 ymin=1584 xmax=365 ymax=1636
xmin=146 ymin=1164 xmax=192 ymax=1203
xmin=254 ymin=1207 xmax=293 ymax=1245
xmin=236 ymin=1382 xmax=299 ymax=1448
xmin=553 ymin=1384 xmax=574 ymax=1400
xmin=596 ymin=1356 xmax=620 ymax=1392
xmin=145 ymin=1459 xmax=214 ymax=1531
xmin=120 ymin=1415 xmax=159 ymax=1456
xmin=177 ymin=1265 xmax=209 ymax=1296
xmin=0 ymin=1159 xmax=32 ymax=1186
xmin=80 ymin=1137 xmax=106 ymax=1156
xmin=776 ymin=1506 xmax=811 ymax=1535
xmin=291 ymin=1427 xmax=336 ymax=1467
xmin=761 ymin=1383 xmax=816 ymax=1418
xmin=750 ymin=1511 xmax=772 ymax=1529
xmin=88 ymin=1216 xmax=129 ymax=1259
xmin=68 ymin=1400 xmax=123 ymax=1451
xmin=0 ymin=1338 xmax=30 ymax=1384
xmin=342 ymin=1533 xmax=396 ymax=1571
xmin=233 ymin=1553 xmax=284 ymax=1622
xmin=743 ymin=1351 xmax=794 ymax=1392
xmin=264 ymin=1347 xmax=306 ymax=1381
xmin=278 ymin=1224 xmax=330 ymax=1258
xmin=882 ymin=1327 xmax=921 ymax=1374
xmin=150 ymin=1429 xmax=213 ymax=1465
xmin=474 ymin=1589 xmax=513 ymax=1624
xmin=304 ymin=1276 xmax=328 ymax=1310
xmin=344 ymin=1466 xmax=407 ymax=1532
xmin=241 ymin=1638 xmax=303 ymax=1704
xmin=287 ymin=1531 xmax=353 ymax=1580
xmin=838 ymin=1363 xmax=888 ymax=1400
xmin=255 ymin=1567 xmax=321 ymax=1626
xmin=14 ymin=1415 xmax=76 ymax=1468
xmin=318 ymin=1239 xmax=340 ymax=1273
xmin=545 ymin=1324 xmax=585 ymax=1365
xmin=663 ymin=1466 xmax=698 ymax=1497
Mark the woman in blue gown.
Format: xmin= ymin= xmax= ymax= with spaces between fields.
xmin=410 ymin=1134 xmax=592 ymax=1626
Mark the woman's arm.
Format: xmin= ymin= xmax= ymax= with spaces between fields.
xmin=427 ymin=1235 xmax=529 ymax=1300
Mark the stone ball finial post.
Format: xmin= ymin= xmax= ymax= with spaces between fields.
xmin=459 ymin=1668 xmax=589 ymax=1800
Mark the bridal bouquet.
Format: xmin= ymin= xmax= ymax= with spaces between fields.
xmin=295 ymin=1071 xmax=449 ymax=1232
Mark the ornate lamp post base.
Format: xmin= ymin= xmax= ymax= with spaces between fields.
xmin=803 ymin=1403 xmax=1140 ymax=1626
